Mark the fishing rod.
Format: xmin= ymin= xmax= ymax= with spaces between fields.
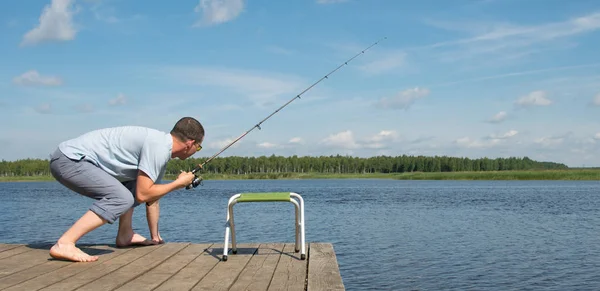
xmin=185 ymin=37 xmax=387 ymax=189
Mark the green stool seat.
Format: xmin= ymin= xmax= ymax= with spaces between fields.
xmin=222 ymin=192 xmax=306 ymax=261
xmin=236 ymin=192 xmax=291 ymax=202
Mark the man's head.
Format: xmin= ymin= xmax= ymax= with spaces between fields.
xmin=170 ymin=117 xmax=205 ymax=159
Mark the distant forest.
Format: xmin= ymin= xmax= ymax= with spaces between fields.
xmin=0 ymin=155 xmax=568 ymax=177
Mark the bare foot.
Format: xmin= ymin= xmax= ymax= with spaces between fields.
xmin=116 ymin=232 xmax=154 ymax=248
xmin=49 ymin=242 xmax=98 ymax=262
xmin=151 ymin=233 xmax=165 ymax=244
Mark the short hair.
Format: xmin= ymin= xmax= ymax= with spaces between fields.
xmin=171 ymin=117 xmax=205 ymax=143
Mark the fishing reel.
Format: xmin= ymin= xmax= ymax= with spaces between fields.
xmin=184 ymin=164 xmax=204 ymax=190
xmin=185 ymin=175 xmax=203 ymax=190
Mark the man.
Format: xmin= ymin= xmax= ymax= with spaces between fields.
xmin=48 ymin=117 xmax=204 ymax=262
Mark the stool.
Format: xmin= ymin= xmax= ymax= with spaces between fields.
xmin=222 ymin=192 xmax=305 ymax=261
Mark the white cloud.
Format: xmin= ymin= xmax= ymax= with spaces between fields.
xmin=289 ymin=137 xmax=304 ymax=144
xmin=193 ymin=0 xmax=244 ymax=27
xmin=316 ymin=0 xmax=348 ymax=3
xmin=266 ymin=46 xmax=294 ymax=55
xmin=321 ymin=130 xmax=360 ymax=149
xmin=487 ymin=111 xmax=507 ymax=123
xmin=593 ymin=93 xmax=600 ymax=106
xmin=91 ymin=3 xmax=119 ymax=24
xmin=594 ymin=133 xmax=600 ymax=140
xmin=431 ymin=63 xmax=600 ymax=87
xmin=410 ymin=136 xmax=435 ymax=144
xmin=515 ymin=90 xmax=553 ymax=107
xmin=455 ymin=137 xmax=494 ymax=149
xmin=258 ymin=142 xmax=278 ymax=149
xmin=456 ymin=130 xmax=518 ymax=149
xmin=376 ymin=87 xmax=430 ymax=110
xmin=317 ymin=129 xmax=402 ymax=151
xmin=430 ymin=12 xmax=600 ymax=48
xmin=534 ymin=136 xmax=565 ymax=147
xmin=362 ymin=130 xmax=400 ymax=149
xmin=367 ymin=130 xmax=399 ymax=142
xmin=358 ymin=51 xmax=406 ymax=75
xmin=452 ymin=134 xmax=599 ymax=167
xmin=422 ymin=12 xmax=600 ymax=64
xmin=363 ymin=143 xmax=386 ymax=149
xmin=75 ymin=103 xmax=94 ymax=113
xmin=488 ymin=129 xmax=518 ymax=139
xmin=164 ymin=66 xmax=304 ymax=107
xmin=21 ymin=0 xmax=77 ymax=46
xmin=89 ymin=2 xmax=145 ymax=25
xmin=208 ymin=138 xmax=239 ymax=149
xmin=35 ymin=103 xmax=52 ymax=114
xmin=109 ymin=93 xmax=127 ymax=106
xmin=12 ymin=70 xmax=63 ymax=86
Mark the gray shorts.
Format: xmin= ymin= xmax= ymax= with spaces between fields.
xmin=49 ymin=148 xmax=141 ymax=224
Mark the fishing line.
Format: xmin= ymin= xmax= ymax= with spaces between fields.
xmin=186 ymin=37 xmax=387 ymax=189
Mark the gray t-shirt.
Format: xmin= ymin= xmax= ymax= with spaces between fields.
xmin=58 ymin=126 xmax=173 ymax=183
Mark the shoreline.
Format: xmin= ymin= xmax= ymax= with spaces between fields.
xmin=2 ymin=169 xmax=599 ymax=182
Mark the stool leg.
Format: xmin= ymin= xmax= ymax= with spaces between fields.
xmin=223 ymin=220 xmax=230 ymax=261
xmin=291 ymin=193 xmax=306 ymax=260
xmin=299 ymin=195 xmax=306 ymax=260
xmin=230 ymin=205 xmax=238 ymax=254
xmin=294 ymin=205 xmax=300 ymax=253
xmin=223 ymin=195 xmax=241 ymax=261
xmin=223 ymin=201 xmax=235 ymax=261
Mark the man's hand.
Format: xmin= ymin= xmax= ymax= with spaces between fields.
xmin=175 ymin=170 xmax=196 ymax=189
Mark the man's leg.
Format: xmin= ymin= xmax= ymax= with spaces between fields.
xmin=115 ymin=207 xmax=154 ymax=247
xmin=49 ymin=210 xmax=106 ymax=262
xmin=115 ymin=181 xmax=154 ymax=247
xmin=49 ymin=149 xmax=136 ymax=262
xmin=146 ymin=200 xmax=164 ymax=244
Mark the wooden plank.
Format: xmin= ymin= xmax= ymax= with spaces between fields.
xmin=0 ymin=248 xmax=51 ymax=278
xmin=307 ymin=243 xmax=345 ymax=291
xmin=152 ymin=243 xmax=220 ymax=291
xmin=0 ymin=244 xmax=24 ymax=252
xmin=0 ymin=245 xmax=130 ymax=291
xmin=268 ymin=243 xmax=307 ymax=291
xmin=73 ymin=243 xmax=190 ymax=291
xmin=190 ymin=243 xmax=260 ymax=291
xmin=113 ymin=243 xmax=211 ymax=291
xmin=39 ymin=244 xmax=164 ymax=291
xmin=0 ymin=245 xmax=34 ymax=260
xmin=0 ymin=242 xmax=346 ymax=291
xmin=0 ymin=244 xmax=72 ymax=279
xmin=229 ymin=243 xmax=286 ymax=291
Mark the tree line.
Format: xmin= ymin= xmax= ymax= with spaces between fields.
xmin=0 ymin=155 xmax=568 ymax=177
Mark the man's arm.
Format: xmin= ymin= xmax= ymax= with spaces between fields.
xmin=135 ymin=170 xmax=194 ymax=203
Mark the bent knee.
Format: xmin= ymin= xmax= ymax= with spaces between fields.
xmin=114 ymin=193 xmax=135 ymax=215
xmin=91 ymin=189 xmax=136 ymax=223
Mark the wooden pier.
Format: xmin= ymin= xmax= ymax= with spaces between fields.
xmin=0 ymin=242 xmax=344 ymax=291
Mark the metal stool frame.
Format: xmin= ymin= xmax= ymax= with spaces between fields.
xmin=222 ymin=192 xmax=306 ymax=261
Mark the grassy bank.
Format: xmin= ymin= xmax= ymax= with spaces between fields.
xmin=0 ymin=175 xmax=56 ymax=182
xmin=2 ymin=169 xmax=599 ymax=182
xmin=387 ymin=169 xmax=600 ymax=180
xmin=203 ymin=169 xmax=600 ymax=180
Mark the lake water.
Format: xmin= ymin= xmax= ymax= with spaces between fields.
xmin=1 ymin=179 xmax=600 ymax=290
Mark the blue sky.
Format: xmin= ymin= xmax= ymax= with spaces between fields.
xmin=1 ymin=0 xmax=600 ymax=167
